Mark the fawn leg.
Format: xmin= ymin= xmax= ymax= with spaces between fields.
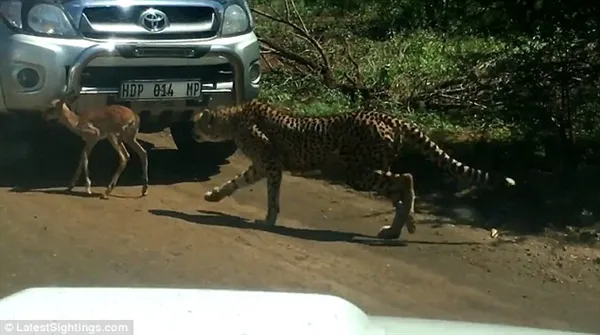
xmin=125 ymin=137 xmax=149 ymax=196
xmin=70 ymin=139 xmax=98 ymax=194
xmin=102 ymin=135 xmax=130 ymax=199
xmin=68 ymin=152 xmax=84 ymax=191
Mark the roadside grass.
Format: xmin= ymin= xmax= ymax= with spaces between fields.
xmin=258 ymin=30 xmax=512 ymax=141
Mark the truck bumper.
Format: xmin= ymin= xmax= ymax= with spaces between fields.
xmin=0 ymin=32 xmax=261 ymax=115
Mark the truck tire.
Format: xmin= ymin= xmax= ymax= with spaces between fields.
xmin=169 ymin=121 xmax=237 ymax=164
xmin=0 ymin=112 xmax=45 ymax=169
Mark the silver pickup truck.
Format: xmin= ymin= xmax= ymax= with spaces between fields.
xmin=0 ymin=0 xmax=260 ymax=165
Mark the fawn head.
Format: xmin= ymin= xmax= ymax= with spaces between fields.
xmin=43 ymin=99 xmax=70 ymax=122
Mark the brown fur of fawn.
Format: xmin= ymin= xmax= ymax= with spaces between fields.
xmin=42 ymin=99 xmax=149 ymax=199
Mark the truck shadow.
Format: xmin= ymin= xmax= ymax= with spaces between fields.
xmin=0 ymin=123 xmax=227 ymax=192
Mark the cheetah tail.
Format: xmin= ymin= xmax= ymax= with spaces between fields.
xmin=398 ymin=122 xmax=516 ymax=187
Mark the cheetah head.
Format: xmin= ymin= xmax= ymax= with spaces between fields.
xmin=191 ymin=107 xmax=235 ymax=143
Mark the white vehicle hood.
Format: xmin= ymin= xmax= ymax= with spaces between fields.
xmin=0 ymin=287 xmax=593 ymax=335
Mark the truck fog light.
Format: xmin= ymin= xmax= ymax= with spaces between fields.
xmin=249 ymin=62 xmax=261 ymax=84
xmin=16 ymin=68 xmax=40 ymax=89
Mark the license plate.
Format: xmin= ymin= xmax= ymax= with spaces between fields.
xmin=119 ymin=80 xmax=202 ymax=100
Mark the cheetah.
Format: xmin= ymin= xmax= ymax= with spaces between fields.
xmin=191 ymin=100 xmax=515 ymax=239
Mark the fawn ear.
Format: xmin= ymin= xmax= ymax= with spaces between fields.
xmin=49 ymin=99 xmax=64 ymax=109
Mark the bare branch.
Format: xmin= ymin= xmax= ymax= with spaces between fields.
xmin=289 ymin=0 xmax=309 ymax=35
xmin=260 ymin=53 xmax=275 ymax=72
xmin=342 ymin=37 xmax=365 ymax=88
xmin=252 ymin=5 xmax=334 ymax=86
xmin=258 ymin=36 xmax=319 ymax=71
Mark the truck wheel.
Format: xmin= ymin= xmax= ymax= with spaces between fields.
xmin=0 ymin=112 xmax=45 ymax=169
xmin=169 ymin=121 xmax=237 ymax=164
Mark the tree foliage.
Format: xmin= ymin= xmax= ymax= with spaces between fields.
xmin=251 ymin=0 xmax=600 ymax=231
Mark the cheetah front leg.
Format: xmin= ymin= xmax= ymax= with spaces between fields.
xmin=204 ymin=161 xmax=283 ymax=227
xmin=204 ymin=164 xmax=265 ymax=202
xmin=258 ymin=163 xmax=283 ymax=226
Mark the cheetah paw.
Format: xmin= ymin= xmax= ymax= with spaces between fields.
xmin=254 ymin=219 xmax=277 ymax=226
xmin=204 ymin=190 xmax=223 ymax=202
xmin=377 ymin=225 xmax=402 ymax=240
xmin=405 ymin=217 xmax=417 ymax=234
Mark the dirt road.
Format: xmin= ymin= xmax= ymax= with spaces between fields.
xmin=1 ymin=129 xmax=599 ymax=333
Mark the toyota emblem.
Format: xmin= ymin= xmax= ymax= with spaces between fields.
xmin=138 ymin=8 xmax=169 ymax=33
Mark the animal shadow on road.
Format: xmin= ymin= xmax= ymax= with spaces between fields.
xmin=149 ymin=209 xmax=481 ymax=246
xmin=0 ymin=123 xmax=226 ymax=194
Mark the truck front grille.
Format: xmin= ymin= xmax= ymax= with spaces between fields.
xmin=83 ymin=6 xmax=213 ymax=24
xmin=79 ymin=6 xmax=218 ymax=40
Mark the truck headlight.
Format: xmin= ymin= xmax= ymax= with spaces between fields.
xmin=0 ymin=1 xmax=77 ymax=37
xmin=28 ymin=3 xmax=76 ymax=37
xmin=221 ymin=4 xmax=250 ymax=37
xmin=0 ymin=1 xmax=22 ymax=29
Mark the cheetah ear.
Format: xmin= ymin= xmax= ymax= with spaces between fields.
xmin=201 ymin=109 xmax=214 ymax=124
xmin=193 ymin=109 xmax=214 ymax=123
xmin=191 ymin=109 xmax=209 ymax=122
xmin=190 ymin=110 xmax=202 ymax=122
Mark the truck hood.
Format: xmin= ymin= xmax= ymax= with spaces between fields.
xmin=0 ymin=287 xmax=593 ymax=335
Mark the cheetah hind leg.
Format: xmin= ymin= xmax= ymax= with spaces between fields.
xmin=373 ymin=171 xmax=417 ymax=239
xmin=377 ymin=201 xmax=417 ymax=239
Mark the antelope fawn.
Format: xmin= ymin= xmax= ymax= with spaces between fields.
xmin=42 ymin=99 xmax=149 ymax=199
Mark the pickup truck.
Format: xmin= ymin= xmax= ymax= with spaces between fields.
xmin=0 ymin=0 xmax=260 ymax=166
